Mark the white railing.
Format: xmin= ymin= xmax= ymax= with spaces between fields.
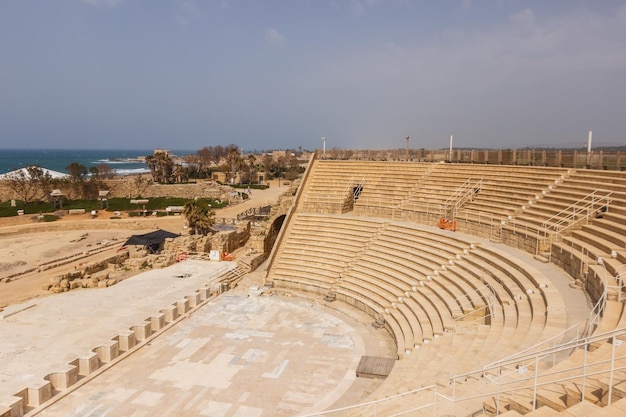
xmin=442 ymin=178 xmax=483 ymax=218
xmin=454 ymin=208 xmax=505 ymax=242
xmin=617 ymin=264 xmax=626 ymax=298
xmin=297 ymin=326 xmax=626 ymax=417
xmin=541 ymin=190 xmax=612 ymax=240
xmin=478 ymin=327 xmax=626 ymax=415
xmin=352 ymin=176 xmax=366 ymax=203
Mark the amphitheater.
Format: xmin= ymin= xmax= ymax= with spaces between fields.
xmin=2 ymin=148 xmax=626 ymax=416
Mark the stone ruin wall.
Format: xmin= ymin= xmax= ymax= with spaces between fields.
xmin=104 ymin=179 xmax=233 ymax=200
xmin=46 ymin=223 xmax=252 ymax=294
xmin=239 ymin=181 xmax=298 ymax=271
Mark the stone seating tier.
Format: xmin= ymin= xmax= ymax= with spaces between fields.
xmin=267 ymin=162 xmax=626 ymax=416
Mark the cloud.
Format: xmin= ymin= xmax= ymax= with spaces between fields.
xmin=349 ymin=0 xmax=365 ymax=16
xmin=81 ymin=0 xmax=123 ymax=6
xmin=265 ymin=28 xmax=286 ymax=45
xmin=175 ymin=0 xmax=203 ymax=27
xmin=288 ymin=5 xmax=626 ymax=148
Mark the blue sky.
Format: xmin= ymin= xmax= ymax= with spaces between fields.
xmin=1 ymin=1 xmax=625 ymax=151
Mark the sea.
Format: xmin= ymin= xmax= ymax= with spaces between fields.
xmin=0 ymin=149 xmax=194 ymax=176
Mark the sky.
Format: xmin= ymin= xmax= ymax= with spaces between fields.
xmin=1 ymin=1 xmax=625 ymax=152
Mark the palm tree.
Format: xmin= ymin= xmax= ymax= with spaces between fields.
xmin=183 ymin=200 xmax=215 ymax=235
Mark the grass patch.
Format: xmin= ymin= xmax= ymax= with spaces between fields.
xmin=0 ymin=197 xmax=230 ymax=218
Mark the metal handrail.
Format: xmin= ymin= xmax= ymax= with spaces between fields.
xmin=541 ymin=190 xmax=612 ymax=238
xmin=297 ymin=326 xmax=626 ymax=416
xmin=442 ymin=178 xmax=483 ymax=218
xmin=443 ymin=178 xmax=472 ymax=209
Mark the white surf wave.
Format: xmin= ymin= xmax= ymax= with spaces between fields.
xmin=113 ymin=167 xmax=151 ymax=175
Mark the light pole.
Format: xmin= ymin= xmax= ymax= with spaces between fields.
xmin=405 ymin=136 xmax=410 ymax=161
xmin=449 ymin=135 xmax=454 ymax=162
xmin=321 ymin=137 xmax=326 ymax=159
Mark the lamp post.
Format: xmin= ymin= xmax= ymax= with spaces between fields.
xmin=321 ymin=137 xmax=326 ymax=159
xmin=587 ymin=131 xmax=593 ymax=168
xmin=449 ymin=135 xmax=454 ymax=162
xmin=405 ymin=136 xmax=410 ymax=161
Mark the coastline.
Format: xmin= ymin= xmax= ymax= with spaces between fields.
xmin=0 ymin=148 xmax=194 ymax=176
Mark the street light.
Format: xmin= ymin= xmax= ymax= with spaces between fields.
xmin=321 ymin=137 xmax=326 ymax=159
xmin=405 ymin=136 xmax=410 ymax=161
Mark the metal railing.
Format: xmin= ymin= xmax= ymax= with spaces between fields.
xmin=476 ymin=327 xmax=626 ymax=415
xmin=541 ymin=190 xmax=612 ymax=241
xmin=236 ymin=205 xmax=271 ymax=221
xmin=298 ymin=326 xmax=626 ymax=416
xmin=296 ymin=274 xmax=615 ymax=417
xmin=442 ymin=178 xmax=483 ymax=219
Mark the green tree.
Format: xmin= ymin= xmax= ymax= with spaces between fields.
xmin=183 ymin=200 xmax=216 ymax=236
xmin=225 ymin=145 xmax=242 ymax=184
xmin=66 ymin=162 xmax=88 ymax=182
xmin=145 ymin=151 xmax=177 ymax=183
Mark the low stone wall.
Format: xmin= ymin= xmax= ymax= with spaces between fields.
xmin=103 ymin=179 xmax=233 ymax=200
xmin=500 ymin=228 xmax=540 ymax=254
xmin=0 ymin=219 xmax=163 ymax=237
xmin=46 ymin=252 xmax=130 ymax=293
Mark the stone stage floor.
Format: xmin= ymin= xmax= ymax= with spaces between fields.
xmin=37 ymin=293 xmax=391 ymax=417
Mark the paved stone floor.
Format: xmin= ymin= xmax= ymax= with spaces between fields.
xmin=0 ymin=261 xmax=236 ymax=402
xmin=36 ymin=293 xmax=386 ymax=417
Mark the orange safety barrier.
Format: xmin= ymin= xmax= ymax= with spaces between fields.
xmin=221 ymin=252 xmax=235 ymax=261
xmin=438 ymin=218 xmax=457 ymax=232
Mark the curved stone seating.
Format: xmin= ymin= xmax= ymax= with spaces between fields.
xmin=271 ymin=211 xmax=562 ymax=369
xmin=301 ymin=160 xmax=431 ymax=214
xmin=269 ymin=213 xmax=383 ymax=293
xmin=267 ymin=161 xmax=625 ymax=416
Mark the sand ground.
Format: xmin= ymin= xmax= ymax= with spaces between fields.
xmin=0 ymin=180 xmax=290 ymax=310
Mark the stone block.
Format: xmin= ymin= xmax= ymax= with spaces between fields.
xmin=198 ymin=287 xmax=210 ymax=301
xmin=133 ymin=321 xmax=152 ymax=341
xmin=0 ymin=395 xmax=23 ymax=417
xmin=116 ymin=331 xmax=136 ymax=352
xmin=177 ymin=299 xmax=190 ymax=315
xmin=95 ymin=340 xmax=119 ymax=363
xmin=186 ymin=293 xmax=201 ymax=308
xmin=26 ymin=381 xmax=52 ymax=407
xmin=45 ymin=365 xmax=79 ymax=391
xmin=76 ymin=352 xmax=99 ymax=376
xmin=161 ymin=305 xmax=178 ymax=323
xmin=150 ymin=314 xmax=165 ymax=332
xmin=0 ymin=405 xmax=12 ymax=417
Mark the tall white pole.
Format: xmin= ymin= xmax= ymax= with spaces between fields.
xmin=321 ymin=137 xmax=326 ymax=159
xmin=449 ymin=135 xmax=454 ymax=161
xmin=587 ymin=131 xmax=593 ymax=153
xmin=406 ymin=136 xmax=410 ymax=161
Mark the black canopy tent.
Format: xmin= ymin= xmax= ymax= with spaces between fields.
xmin=123 ymin=229 xmax=180 ymax=253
